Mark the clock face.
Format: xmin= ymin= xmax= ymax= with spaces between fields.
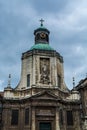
xmin=40 ymin=33 xmax=46 ymax=38
xmin=35 ymin=32 xmax=49 ymax=43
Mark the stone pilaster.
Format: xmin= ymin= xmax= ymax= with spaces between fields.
xmin=56 ymin=108 xmax=60 ymax=130
xmin=74 ymin=110 xmax=81 ymax=130
xmin=32 ymin=55 xmax=35 ymax=85
xmin=31 ymin=107 xmax=35 ymax=130
xmin=19 ymin=106 xmax=24 ymax=130
xmin=63 ymin=110 xmax=66 ymax=130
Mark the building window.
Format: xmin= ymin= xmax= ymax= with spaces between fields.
xmin=59 ymin=109 xmax=63 ymax=125
xmin=27 ymin=74 xmax=30 ymax=87
xmin=25 ymin=108 xmax=29 ymax=125
xmin=57 ymin=75 xmax=61 ymax=88
xmin=67 ymin=110 xmax=73 ymax=126
xmin=11 ymin=109 xmax=19 ymax=125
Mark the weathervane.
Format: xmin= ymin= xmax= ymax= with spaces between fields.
xmin=40 ymin=18 xmax=44 ymax=26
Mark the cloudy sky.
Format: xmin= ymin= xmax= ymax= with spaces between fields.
xmin=0 ymin=0 xmax=87 ymax=90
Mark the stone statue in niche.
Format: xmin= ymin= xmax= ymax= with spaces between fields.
xmin=40 ymin=58 xmax=50 ymax=84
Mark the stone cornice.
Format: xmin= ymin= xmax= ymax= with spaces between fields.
xmin=22 ymin=49 xmax=63 ymax=63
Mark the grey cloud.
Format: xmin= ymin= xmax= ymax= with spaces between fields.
xmin=0 ymin=0 xmax=87 ymax=90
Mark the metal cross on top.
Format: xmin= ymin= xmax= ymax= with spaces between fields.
xmin=40 ymin=18 xmax=44 ymax=26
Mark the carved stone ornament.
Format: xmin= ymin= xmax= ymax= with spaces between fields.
xmin=40 ymin=58 xmax=50 ymax=84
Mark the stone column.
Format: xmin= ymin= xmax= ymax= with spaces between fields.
xmin=56 ymin=108 xmax=60 ymax=130
xmin=31 ymin=107 xmax=35 ymax=130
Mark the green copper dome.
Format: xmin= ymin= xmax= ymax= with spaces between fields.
xmin=30 ymin=43 xmax=54 ymax=51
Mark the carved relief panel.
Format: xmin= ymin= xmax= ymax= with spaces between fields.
xmin=40 ymin=58 xmax=50 ymax=84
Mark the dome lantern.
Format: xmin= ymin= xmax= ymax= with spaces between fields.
xmin=34 ymin=19 xmax=50 ymax=44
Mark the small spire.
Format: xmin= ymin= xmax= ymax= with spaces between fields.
xmin=39 ymin=18 xmax=44 ymax=26
xmin=86 ymin=73 xmax=87 ymax=78
xmin=73 ymin=77 xmax=75 ymax=88
xmin=7 ymin=74 xmax=11 ymax=88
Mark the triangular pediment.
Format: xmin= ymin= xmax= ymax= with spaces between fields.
xmin=30 ymin=90 xmax=61 ymax=100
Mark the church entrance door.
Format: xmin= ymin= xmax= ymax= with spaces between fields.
xmin=39 ymin=122 xmax=51 ymax=130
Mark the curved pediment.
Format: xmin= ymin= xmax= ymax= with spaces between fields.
xmin=30 ymin=90 xmax=61 ymax=101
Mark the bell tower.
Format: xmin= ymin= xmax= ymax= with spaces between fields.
xmin=16 ymin=20 xmax=67 ymax=91
xmin=34 ymin=19 xmax=50 ymax=44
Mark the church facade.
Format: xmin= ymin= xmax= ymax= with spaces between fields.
xmin=0 ymin=21 xmax=87 ymax=130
